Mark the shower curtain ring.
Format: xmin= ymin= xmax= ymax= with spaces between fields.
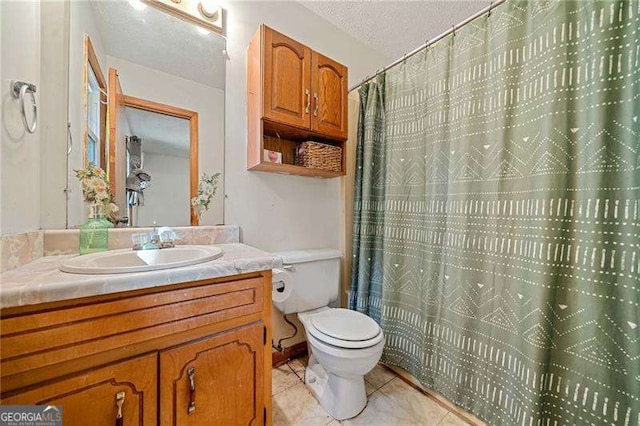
xmin=488 ymin=1 xmax=493 ymax=17
xmin=452 ymin=24 xmax=456 ymax=37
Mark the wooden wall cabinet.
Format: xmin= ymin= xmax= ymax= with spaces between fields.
xmin=0 ymin=272 xmax=272 ymax=426
xmin=248 ymin=25 xmax=348 ymax=178
xmin=262 ymin=28 xmax=311 ymax=131
xmin=311 ymin=52 xmax=348 ymax=140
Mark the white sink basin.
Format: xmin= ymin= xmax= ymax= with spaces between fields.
xmin=60 ymin=245 xmax=223 ymax=274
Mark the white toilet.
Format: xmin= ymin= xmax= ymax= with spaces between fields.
xmin=272 ymin=249 xmax=384 ymax=420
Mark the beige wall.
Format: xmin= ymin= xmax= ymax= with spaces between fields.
xmin=221 ymin=1 xmax=388 ymax=349
xmin=136 ymin=152 xmax=190 ymax=226
xmin=39 ymin=1 xmax=69 ymax=230
xmin=1 ymin=0 xmax=41 ymax=235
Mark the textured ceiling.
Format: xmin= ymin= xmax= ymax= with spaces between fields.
xmin=90 ymin=0 xmax=225 ymax=90
xmin=125 ymin=107 xmax=190 ymax=158
xmin=299 ymin=0 xmax=489 ymax=60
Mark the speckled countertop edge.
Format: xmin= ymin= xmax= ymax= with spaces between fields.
xmin=0 ymin=243 xmax=282 ymax=309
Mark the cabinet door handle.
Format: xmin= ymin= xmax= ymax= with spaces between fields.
xmin=305 ymin=89 xmax=310 ymax=114
xmin=115 ymin=391 xmax=125 ymax=426
xmin=313 ymin=93 xmax=319 ymax=117
xmin=187 ymin=367 xmax=196 ymax=414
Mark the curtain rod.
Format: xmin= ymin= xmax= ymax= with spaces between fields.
xmin=349 ymin=0 xmax=508 ymax=92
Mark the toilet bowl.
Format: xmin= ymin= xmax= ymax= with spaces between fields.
xmin=298 ymin=307 xmax=384 ymax=420
xmin=271 ymin=249 xmax=385 ymax=420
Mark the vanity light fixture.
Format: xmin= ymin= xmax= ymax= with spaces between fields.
xmin=141 ymin=0 xmax=223 ymax=34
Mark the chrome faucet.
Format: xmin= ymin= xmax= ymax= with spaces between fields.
xmin=149 ymin=222 xmax=161 ymax=247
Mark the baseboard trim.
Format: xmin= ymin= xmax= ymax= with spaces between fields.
xmin=272 ymin=341 xmax=308 ymax=368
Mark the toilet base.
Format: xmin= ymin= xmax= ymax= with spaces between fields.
xmin=304 ymin=354 xmax=367 ymax=420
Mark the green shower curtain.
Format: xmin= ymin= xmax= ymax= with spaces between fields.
xmin=350 ymin=1 xmax=640 ymax=425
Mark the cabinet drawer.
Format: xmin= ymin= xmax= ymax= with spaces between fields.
xmin=1 ymin=353 xmax=157 ymax=426
xmin=1 ymin=276 xmax=265 ymax=377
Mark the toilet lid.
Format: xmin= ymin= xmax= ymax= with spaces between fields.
xmin=309 ymin=308 xmax=381 ymax=341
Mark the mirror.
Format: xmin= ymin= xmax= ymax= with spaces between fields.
xmin=67 ymin=0 xmax=225 ymax=228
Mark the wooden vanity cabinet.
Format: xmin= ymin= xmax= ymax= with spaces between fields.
xmin=160 ymin=323 xmax=265 ymax=426
xmin=248 ymin=25 xmax=348 ymax=177
xmin=1 ymin=353 xmax=157 ymax=425
xmin=0 ymin=271 xmax=273 ymax=426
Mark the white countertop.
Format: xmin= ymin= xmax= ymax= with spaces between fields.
xmin=0 ymin=243 xmax=282 ymax=309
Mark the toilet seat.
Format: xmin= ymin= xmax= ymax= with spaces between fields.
xmin=307 ymin=308 xmax=383 ymax=349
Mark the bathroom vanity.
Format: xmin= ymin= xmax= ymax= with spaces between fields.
xmin=0 ymin=243 xmax=280 ymax=426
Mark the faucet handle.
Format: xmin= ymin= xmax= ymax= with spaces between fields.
xmin=160 ymin=230 xmax=176 ymax=248
xmin=131 ymin=232 xmax=150 ymax=250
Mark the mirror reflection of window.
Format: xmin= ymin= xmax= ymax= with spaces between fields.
xmin=86 ymin=67 xmax=101 ymax=166
xmin=83 ymin=35 xmax=107 ymax=169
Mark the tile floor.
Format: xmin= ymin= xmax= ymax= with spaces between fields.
xmin=272 ymin=357 xmax=474 ymax=426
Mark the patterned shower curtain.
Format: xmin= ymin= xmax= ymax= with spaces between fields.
xmin=350 ymin=1 xmax=640 ymax=425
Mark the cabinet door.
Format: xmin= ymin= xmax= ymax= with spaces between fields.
xmin=311 ymin=52 xmax=348 ymax=139
xmin=263 ymin=26 xmax=311 ymax=130
xmin=1 ymin=353 xmax=157 ymax=426
xmin=160 ymin=323 xmax=265 ymax=426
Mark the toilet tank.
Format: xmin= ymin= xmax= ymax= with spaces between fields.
xmin=272 ymin=248 xmax=342 ymax=314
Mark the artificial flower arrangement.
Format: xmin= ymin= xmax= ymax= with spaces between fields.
xmin=191 ymin=172 xmax=221 ymax=220
xmin=75 ymin=163 xmax=119 ymax=223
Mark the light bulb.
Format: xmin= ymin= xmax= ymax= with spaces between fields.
xmin=198 ymin=0 xmax=218 ymax=18
xmin=128 ymin=0 xmax=147 ymax=11
xmin=197 ymin=27 xmax=210 ymax=35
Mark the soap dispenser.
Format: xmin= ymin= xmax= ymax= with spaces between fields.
xmin=79 ymin=204 xmax=113 ymax=255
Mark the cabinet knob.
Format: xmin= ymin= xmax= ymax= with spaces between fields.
xmin=115 ymin=391 xmax=125 ymax=426
xmin=187 ymin=367 xmax=196 ymax=414
xmin=313 ymin=93 xmax=319 ymax=117
xmin=305 ymin=89 xmax=311 ymax=114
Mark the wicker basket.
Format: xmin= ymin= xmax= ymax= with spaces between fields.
xmin=295 ymin=141 xmax=342 ymax=172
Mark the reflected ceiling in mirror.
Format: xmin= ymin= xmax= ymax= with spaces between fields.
xmin=126 ymin=108 xmax=190 ymax=158
xmin=90 ymin=1 xmax=225 ymax=90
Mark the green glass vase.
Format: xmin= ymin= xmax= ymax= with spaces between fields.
xmin=79 ymin=204 xmax=113 ymax=255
